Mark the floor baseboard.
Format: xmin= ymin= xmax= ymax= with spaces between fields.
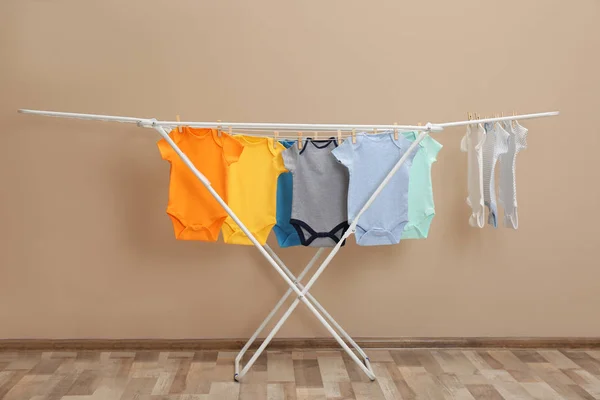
xmin=1 ymin=337 xmax=599 ymax=351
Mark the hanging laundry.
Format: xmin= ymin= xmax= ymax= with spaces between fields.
xmin=222 ymin=136 xmax=287 ymax=245
xmin=498 ymin=120 xmax=528 ymax=229
xmin=282 ymin=138 xmax=349 ymax=247
xmin=273 ymin=140 xmax=302 ymax=248
xmin=332 ymin=132 xmax=416 ymax=246
xmin=400 ymin=132 xmax=443 ymax=239
xmin=461 ymin=123 xmax=486 ymax=228
xmin=157 ymin=127 xmax=243 ymax=241
xmin=482 ymin=122 xmax=509 ymax=228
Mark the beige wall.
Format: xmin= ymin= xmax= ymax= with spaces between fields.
xmin=1 ymin=0 xmax=599 ymax=340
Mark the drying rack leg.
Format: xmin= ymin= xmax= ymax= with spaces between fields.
xmin=233 ymin=248 xmax=325 ymax=378
xmin=234 ymin=233 xmax=375 ymax=382
xmin=234 ymin=245 xmax=373 ymax=380
xmin=264 ymin=245 xmax=372 ymax=366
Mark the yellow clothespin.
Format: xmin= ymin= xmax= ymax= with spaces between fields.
xmin=351 ymin=128 xmax=356 ymax=144
xmin=337 ymin=129 xmax=342 ymax=144
xmin=273 ymin=131 xmax=279 ymax=148
xmin=176 ymin=114 xmax=182 ymax=133
xmin=297 ymin=132 xmax=303 ymax=150
xmin=216 ymin=120 xmax=222 ymax=137
xmin=393 ymin=122 xmax=398 ymax=140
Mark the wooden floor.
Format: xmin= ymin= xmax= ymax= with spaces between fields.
xmin=1 ymin=349 xmax=600 ymax=399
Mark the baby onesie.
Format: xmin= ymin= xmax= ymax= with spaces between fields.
xmin=282 ymin=138 xmax=349 ymax=247
xmin=273 ymin=140 xmax=302 ymax=248
xmin=157 ymin=127 xmax=243 ymax=241
xmin=498 ymin=121 xmax=528 ymax=229
xmin=482 ymin=122 xmax=509 ymax=228
xmin=460 ymin=123 xmax=486 ymax=228
xmin=222 ymin=136 xmax=287 ymax=245
xmin=332 ymin=132 xmax=416 ymax=246
xmin=401 ymin=131 xmax=443 ymax=239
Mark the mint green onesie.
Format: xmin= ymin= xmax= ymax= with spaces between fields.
xmin=401 ymin=131 xmax=443 ymax=239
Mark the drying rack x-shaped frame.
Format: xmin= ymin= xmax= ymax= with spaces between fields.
xmin=17 ymin=108 xmax=559 ymax=381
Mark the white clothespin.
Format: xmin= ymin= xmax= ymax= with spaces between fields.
xmin=228 ymin=126 xmax=232 ymax=136
xmin=393 ymin=122 xmax=398 ymax=140
xmin=273 ymin=131 xmax=279 ymax=148
xmin=176 ymin=114 xmax=182 ymax=133
xmin=337 ymin=129 xmax=342 ymax=144
xmin=373 ymin=128 xmax=377 ymax=135
xmin=217 ymin=120 xmax=222 ymax=137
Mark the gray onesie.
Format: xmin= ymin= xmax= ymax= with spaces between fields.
xmin=282 ymin=138 xmax=349 ymax=247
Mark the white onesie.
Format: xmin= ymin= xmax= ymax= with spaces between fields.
xmin=460 ymin=123 xmax=486 ymax=228
xmin=498 ymin=121 xmax=528 ymax=229
xmin=482 ymin=122 xmax=509 ymax=228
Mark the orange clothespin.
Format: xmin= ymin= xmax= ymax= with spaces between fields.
xmin=337 ymin=129 xmax=342 ymax=144
xmin=351 ymin=128 xmax=356 ymax=144
xmin=393 ymin=122 xmax=398 ymax=140
xmin=297 ymin=132 xmax=303 ymax=150
xmin=176 ymin=115 xmax=182 ymax=133
xmin=273 ymin=131 xmax=279 ymax=148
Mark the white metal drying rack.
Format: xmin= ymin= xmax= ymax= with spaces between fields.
xmin=18 ymin=108 xmax=559 ymax=381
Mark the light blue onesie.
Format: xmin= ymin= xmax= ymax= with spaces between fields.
xmin=332 ymin=132 xmax=416 ymax=246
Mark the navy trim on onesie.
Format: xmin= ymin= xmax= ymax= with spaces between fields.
xmin=290 ymin=219 xmax=349 ymax=246
xmin=299 ymin=137 xmax=339 ymax=155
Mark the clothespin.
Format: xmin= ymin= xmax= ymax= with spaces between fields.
xmin=393 ymin=122 xmax=398 ymax=140
xmin=373 ymin=128 xmax=377 ymax=135
xmin=176 ymin=114 xmax=182 ymax=133
xmin=351 ymin=128 xmax=356 ymax=144
xmin=274 ymin=131 xmax=279 ymax=148
xmin=314 ymin=131 xmax=318 ymax=141
xmin=216 ymin=120 xmax=222 ymax=137
xmin=512 ymin=110 xmax=517 ymax=129
xmin=337 ymin=129 xmax=342 ymax=143
xmin=467 ymin=112 xmax=472 ymax=121
xmin=228 ymin=126 xmax=232 ymax=136
xmin=297 ymin=132 xmax=303 ymax=150
xmin=418 ymin=122 xmax=422 ymax=131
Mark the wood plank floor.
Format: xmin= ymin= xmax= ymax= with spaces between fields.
xmin=1 ymin=349 xmax=599 ymax=399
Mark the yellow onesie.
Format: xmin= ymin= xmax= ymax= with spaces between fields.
xmin=222 ymin=136 xmax=287 ymax=245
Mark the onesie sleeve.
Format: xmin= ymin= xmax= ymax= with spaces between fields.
xmin=331 ymin=139 xmax=354 ymax=172
xmin=424 ymin=137 xmax=443 ymax=163
xmin=157 ymin=128 xmax=181 ymax=161
xmin=222 ymin=134 xmax=244 ymax=165
xmin=281 ymin=145 xmax=298 ymax=173
xmin=272 ymin=142 xmax=288 ymax=174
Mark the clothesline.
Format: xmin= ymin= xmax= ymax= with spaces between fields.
xmin=17 ymin=109 xmax=559 ymax=137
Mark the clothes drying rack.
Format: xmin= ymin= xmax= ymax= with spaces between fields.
xmin=18 ymin=108 xmax=559 ymax=381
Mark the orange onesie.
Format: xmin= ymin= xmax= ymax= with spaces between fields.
xmin=158 ymin=127 xmax=243 ymax=241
